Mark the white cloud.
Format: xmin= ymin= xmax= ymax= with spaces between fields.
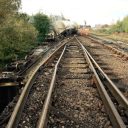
xmin=21 ymin=0 xmax=128 ymax=26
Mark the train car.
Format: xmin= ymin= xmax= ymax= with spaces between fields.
xmin=46 ymin=20 xmax=79 ymax=41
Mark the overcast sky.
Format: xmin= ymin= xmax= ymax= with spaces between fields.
xmin=21 ymin=0 xmax=128 ymax=26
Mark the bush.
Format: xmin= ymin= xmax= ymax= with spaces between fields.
xmin=33 ymin=13 xmax=51 ymax=43
xmin=107 ymin=16 xmax=128 ymax=33
xmin=0 ymin=1 xmax=51 ymax=68
xmin=0 ymin=17 xmax=37 ymax=64
xmin=122 ymin=16 xmax=128 ymax=32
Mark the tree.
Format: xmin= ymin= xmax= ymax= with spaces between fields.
xmin=16 ymin=13 xmax=30 ymax=22
xmin=0 ymin=0 xmax=21 ymax=23
xmin=33 ymin=13 xmax=51 ymax=43
xmin=0 ymin=16 xmax=37 ymax=63
xmin=122 ymin=16 xmax=128 ymax=32
xmin=0 ymin=0 xmax=37 ymax=65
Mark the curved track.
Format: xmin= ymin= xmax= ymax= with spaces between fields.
xmin=2 ymin=36 xmax=128 ymax=128
xmin=0 ymin=38 xmax=70 ymax=128
xmin=79 ymin=36 xmax=128 ymax=95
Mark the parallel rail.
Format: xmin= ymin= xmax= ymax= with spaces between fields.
xmin=88 ymin=36 xmax=128 ymax=60
xmin=37 ymin=46 xmax=66 ymax=128
xmin=5 ymin=36 xmax=128 ymax=128
xmin=18 ymin=40 xmax=67 ymax=77
xmin=6 ymin=38 xmax=72 ymax=128
xmin=37 ymin=37 xmax=127 ymax=128
xmin=76 ymin=37 xmax=127 ymax=128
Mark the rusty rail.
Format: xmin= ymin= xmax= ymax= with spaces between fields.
xmin=36 ymin=45 xmax=66 ymax=128
xmin=6 ymin=36 xmax=128 ymax=128
xmin=18 ymin=40 xmax=68 ymax=76
xmin=6 ymin=39 xmax=71 ymax=128
xmin=36 ymin=37 xmax=127 ymax=128
xmin=77 ymin=37 xmax=128 ymax=109
xmin=76 ymin=37 xmax=127 ymax=128
xmin=88 ymin=36 xmax=128 ymax=60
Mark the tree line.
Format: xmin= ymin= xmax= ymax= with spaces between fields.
xmin=0 ymin=0 xmax=51 ymax=67
xmin=109 ymin=16 xmax=128 ymax=33
xmin=95 ymin=15 xmax=128 ymax=34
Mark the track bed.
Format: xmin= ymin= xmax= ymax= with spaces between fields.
xmin=48 ymin=42 xmax=111 ymax=128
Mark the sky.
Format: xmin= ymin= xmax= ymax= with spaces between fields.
xmin=21 ymin=0 xmax=128 ymax=27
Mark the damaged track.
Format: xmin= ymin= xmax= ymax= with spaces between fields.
xmin=5 ymin=37 xmax=128 ymax=128
xmin=47 ymin=40 xmax=111 ymax=127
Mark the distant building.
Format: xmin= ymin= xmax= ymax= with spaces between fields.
xmin=94 ymin=24 xmax=110 ymax=30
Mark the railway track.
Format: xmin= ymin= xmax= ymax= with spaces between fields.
xmin=79 ymin=36 xmax=128 ymax=94
xmin=1 ymin=36 xmax=128 ymax=128
xmin=89 ymin=35 xmax=128 ymax=60
xmin=90 ymin=34 xmax=128 ymax=54
xmin=19 ymin=40 xmax=65 ymax=79
xmin=0 ymin=38 xmax=70 ymax=127
xmin=46 ymin=40 xmax=110 ymax=127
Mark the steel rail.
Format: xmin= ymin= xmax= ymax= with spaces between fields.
xmin=36 ymin=45 xmax=66 ymax=128
xmin=18 ymin=40 xmax=67 ymax=76
xmin=88 ymin=36 xmax=128 ymax=60
xmin=6 ymin=39 xmax=71 ymax=128
xmin=75 ymin=37 xmax=126 ymax=128
xmin=86 ymin=47 xmax=128 ymax=109
xmin=78 ymin=37 xmax=128 ymax=110
xmin=18 ymin=49 xmax=49 ymax=76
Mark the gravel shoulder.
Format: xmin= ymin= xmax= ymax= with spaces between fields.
xmin=79 ymin=36 xmax=128 ymax=98
xmin=48 ymin=41 xmax=111 ymax=128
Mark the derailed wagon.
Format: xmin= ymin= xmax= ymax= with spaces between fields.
xmin=46 ymin=19 xmax=79 ymax=41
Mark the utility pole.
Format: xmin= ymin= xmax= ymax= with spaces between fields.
xmin=84 ymin=20 xmax=86 ymax=28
